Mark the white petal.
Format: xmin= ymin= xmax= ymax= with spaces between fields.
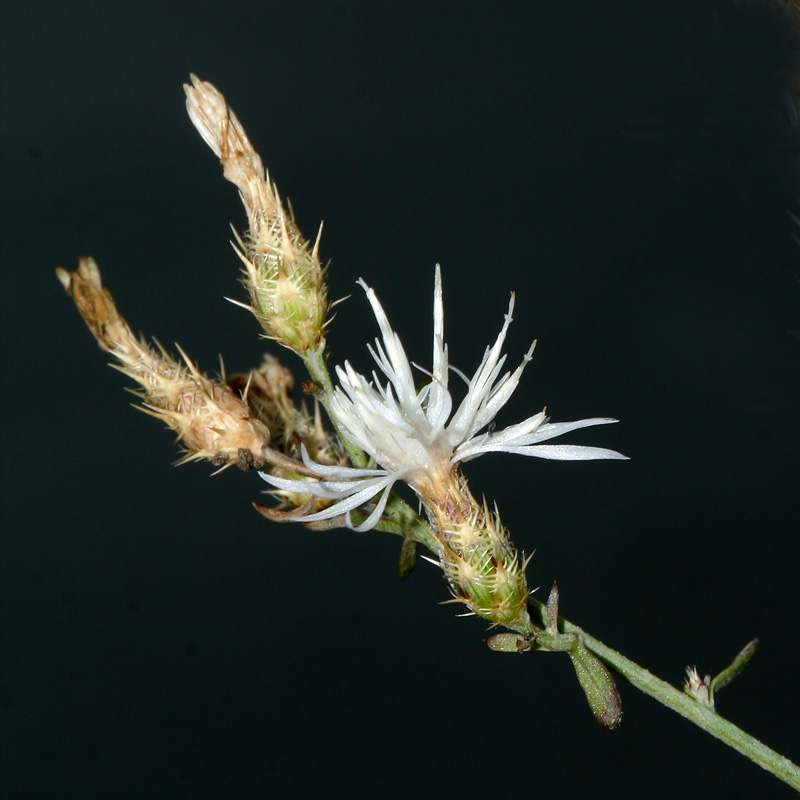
xmin=454 ymin=409 xmax=548 ymax=462
xmin=410 ymin=361 xmax=452 ymax=437
xmin=259 ymin=471 xmax=389 ymax=500
xmin=346 ymin=481 xmax=395 ymax=531
xmin=457 ymin=418 xmax=627 ymax=461
xmin=467 ymin=339 xmax=536 ymax=434
xmin=259 ymin=472 xmax=396 ymax=523
xmin=297 ymin=443 xmax=385 ymax=478
xmin=511 ymin=417 xmax=620 ymax=446
xmin=358 ymin=280 xmax=418 ymax=409
xmin=447 ymin=295 xmax=517 ymax=441
xmin=504 ymin=444 xmax=629 ymax=460
xmin=428 ymin=265 xmax=451 ymax=426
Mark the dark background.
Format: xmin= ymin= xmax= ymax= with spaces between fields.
xmin=3 ymin=1 xmax=800 ymax=798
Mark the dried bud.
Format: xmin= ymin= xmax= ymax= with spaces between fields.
xmin=184 ymin=75 xmax=328 ymax=354
xmin=227 ymin=356 xmax=348 ymax=514
xmin=57 ymin=257 xmax=272 ymax=470
xmin=227 ymin=356 xmax=340 ymax=465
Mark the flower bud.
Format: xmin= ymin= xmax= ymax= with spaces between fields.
xmin=486 ymin=632 xmax=533 ymax=652
xmin=425 ymin=472 xmax=533 ymax=631
xmin=684 ymin=667 xmax=713 ymax=708
xmin=236 ymin=208 xmax=328 ymax=354
xmin=537 ymin=584 xmax=623 ymax=728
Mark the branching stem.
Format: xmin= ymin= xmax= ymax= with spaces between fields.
xmin=527 ymin=597 xmax=800 ymax=791
xmin=303 ymin=318 xmax=800 ymax=791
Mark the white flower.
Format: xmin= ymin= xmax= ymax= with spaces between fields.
xmin=261 ymin=266 xmax=627 ymax=530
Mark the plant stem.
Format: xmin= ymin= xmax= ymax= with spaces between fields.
xmin=528 ymin=597 xmax=800 ymax=791
xmin=300 ymin=342 xmax=799 ymax=790
xmin=303 ymin=346 xmax=367 ymax=468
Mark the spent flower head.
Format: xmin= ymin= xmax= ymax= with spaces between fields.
xmin=56 ymin=257 xmax=273 ymax=470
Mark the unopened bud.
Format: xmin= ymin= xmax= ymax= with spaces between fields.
xmin=684 ymin=667 xmax=713 ymax=708
xmin=486 ymin=632 xmax=533 ymax=653
xmin=684 ymin=638 xmax=759 ymax=711
xmin=397 ymin=537 xmax=419 ymax=580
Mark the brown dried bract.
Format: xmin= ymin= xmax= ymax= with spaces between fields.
xmin=57 ymin=257 xmax=316 ymax=477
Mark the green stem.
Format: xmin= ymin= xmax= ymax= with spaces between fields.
xmin=528 ymin=597 xmax=800 ymax=791
xmin=379 ymin=494 xmax=439 ymax=554
xmin=303 ymin=346 xmax=367 ymax=468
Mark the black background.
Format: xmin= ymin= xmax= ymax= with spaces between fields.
xmin=3 ymin=1 xmax=800 ymax=798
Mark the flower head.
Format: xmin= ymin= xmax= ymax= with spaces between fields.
xmin=184 ymin=75 xmax=328 ymax=354
xmin=261 ymin=266 xmax=626 ymax=530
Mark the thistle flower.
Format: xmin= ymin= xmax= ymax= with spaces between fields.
xmin=261 ymin=265 xmax=627 ymax=529
xmin=260 ymin=266 xmax=627 ymax=630
xmin=184 ymin=75 xmax=328 ymax=354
